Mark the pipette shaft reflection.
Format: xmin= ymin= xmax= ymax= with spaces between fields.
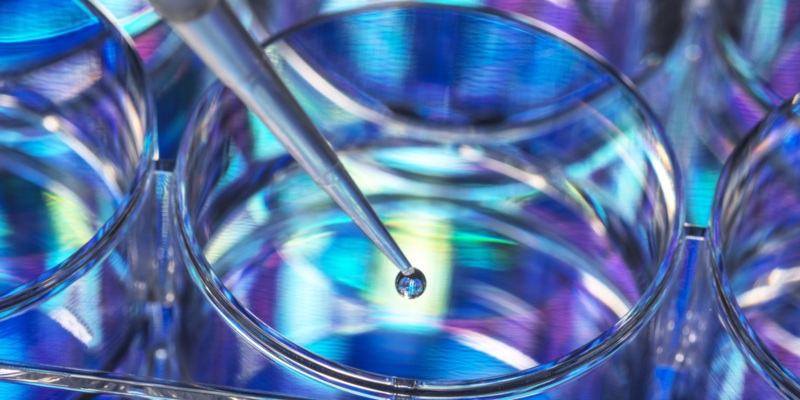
xmin=150 ymin=0 xmax=416 ymax=276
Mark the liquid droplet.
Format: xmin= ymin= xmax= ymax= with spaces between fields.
xmin=395 ymin=269 xmax=426 ymax=300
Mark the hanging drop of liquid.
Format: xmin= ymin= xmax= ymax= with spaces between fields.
xmin=395 ymin=269 xmax=426 ymax=299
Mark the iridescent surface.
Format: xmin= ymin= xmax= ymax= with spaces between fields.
xmin=92 ymin=0 xmax=268 ymax=159
xmin=206 ymin=156 xmax=631 ymax=380
xmin=250 ymin=0 xmax=710 ymax=228
xmin=94 ymin=0 xmax=153 ymax=33
xmin=703 ymin=0 xmax=800 ymax=162
xmin=249 ymin=0 xmax=686 ymax=80
xmin=92 ymin=0 xmax=214 ymax=160
xmin=0 ymin=0 xmax=101 ymax=75
xmin=709 ymin=98 xmax=800 ymax=397
xmin=643 ymin=232 xmax=788 ymax=400
xmin=683 ymin=0 xmax=800 ymax=226
xmin=176 ymin=5 xmax=681 ymax=397
xmin=0 ymin=1 xmax=155 ymax=398
xmin=716 ymin=0 xmax=800 ymax=101
xmin=99 ymin=0 xmax=688 ymax=161
xmin=0 ymin=107 xmax=119 ymax=294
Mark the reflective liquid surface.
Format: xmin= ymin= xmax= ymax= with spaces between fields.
xmin=0 ymin=113 xmax=119 ymax=294
xmin=205 ymin=147 xmax=639 ymax=381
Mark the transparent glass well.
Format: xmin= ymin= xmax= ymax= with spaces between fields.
xmin=0 ymin=0 xmax=155 ymax=397
xmin=174 ymin=4 xmax=683 ymax=399
xmin=709 ymin=97 xmax=800 ymax=398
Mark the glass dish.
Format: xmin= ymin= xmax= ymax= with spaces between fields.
xmin=174 ymin=4 xmax=683 ymax=399
xmin=708 ymin=96 xmax=800 ymax=398
xmin=0 ymin=0 xmax=156 ymax=397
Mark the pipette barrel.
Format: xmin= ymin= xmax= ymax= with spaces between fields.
xmin=150 ymin=0 xmax=416 ymax=276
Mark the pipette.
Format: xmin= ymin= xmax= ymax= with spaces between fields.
xmin=149 ymin=0 xmax=425 ymax=297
